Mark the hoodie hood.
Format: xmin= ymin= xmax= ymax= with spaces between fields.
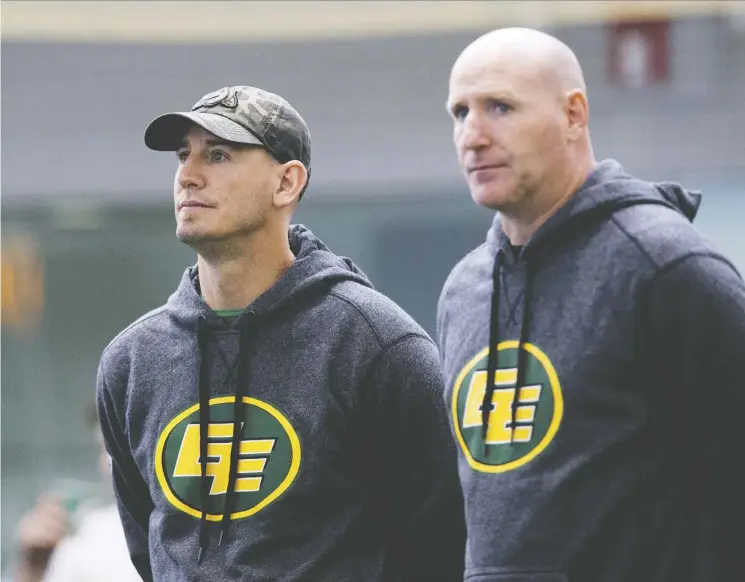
xmin=166 ymin=224 xmax=372 ymax=328
xmin=487 ymin=159 xmax=703 ymax=263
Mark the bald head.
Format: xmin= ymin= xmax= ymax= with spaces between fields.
xmin=446 ymin=27 xmax=595 ymax=229
xmin=451 ymin=27 xmax=586 ymax=98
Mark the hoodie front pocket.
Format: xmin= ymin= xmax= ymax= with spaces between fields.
xmin=464 ymin=568 xmax=567 ymax=582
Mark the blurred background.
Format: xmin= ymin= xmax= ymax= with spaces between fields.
xmin=1 ymin=0 xmax=744 ymax=576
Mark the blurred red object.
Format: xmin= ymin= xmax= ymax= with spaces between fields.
xmin=608 ymin=20 xmax=670 ymax=88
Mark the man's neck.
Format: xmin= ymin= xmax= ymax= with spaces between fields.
xmin=196 ymin=229 xmax=295 ymax=311
xmin=502 ymin=156 xmax=595 ymax=246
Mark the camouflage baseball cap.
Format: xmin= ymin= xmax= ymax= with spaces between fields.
xmin=144 ymin=86 xmax=311 ymax=172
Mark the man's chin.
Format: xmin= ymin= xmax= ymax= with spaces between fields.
xmin=470 ymin=188 xmax=513 ymax=211
xmin=176 ymin=228 xmax=214 ymax=246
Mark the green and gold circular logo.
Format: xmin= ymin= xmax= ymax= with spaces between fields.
xmin=452 ymin=341 xmax=563 ymax=473
xmin=155 ymin=396 xmax=301 ymax=521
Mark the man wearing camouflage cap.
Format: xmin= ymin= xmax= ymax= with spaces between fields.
xmin=95 ymin=85 xmax=466 ymax=581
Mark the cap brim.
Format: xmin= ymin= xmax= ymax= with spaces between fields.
xmin=144 ymin=111 xmax=264 ymax=151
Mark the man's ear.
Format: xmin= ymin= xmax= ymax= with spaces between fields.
xmin=273 ymin=161 xmax=308 ymax=208
xmin=565 ymin=89 xmax=589 ymax=142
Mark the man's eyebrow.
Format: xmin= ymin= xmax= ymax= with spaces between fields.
xmin=177 ymin=138 xmax=239 ymax=149
xmin=205 ymin=138 xmax=236 ymax=147
xmin=445 ymin=92 xmax=520 ymax=113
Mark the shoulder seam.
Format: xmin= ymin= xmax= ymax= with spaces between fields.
xmin=328 ymin=290 xmax=433 ymax=351
xmin=328 ymin=290 xmax=383 ymax=347
xmin=647 ymin=251 xmax=740 ymax=284
xmin=609 ymin=213 xmax=662 ymax=270
xmin=101 ymin=306 xmax=168 ymax=358
xmin=359 ymin=332 xmax=439 ymax=401
xmin=610 ymin=212 xmax=737 ymax=280
xmin=379 ymin=331 xmax=436 ymax=353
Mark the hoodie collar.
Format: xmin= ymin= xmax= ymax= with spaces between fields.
xmin=487 ymin=158 xmax=702 ymax=262
xmin=166 ymin=224 xmax=373 ymax=329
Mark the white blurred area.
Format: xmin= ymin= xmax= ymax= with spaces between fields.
xmin=2 ymin=0 xmax=745 ymax=577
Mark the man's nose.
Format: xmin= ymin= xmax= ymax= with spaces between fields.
xmin=176 ymin=155 xmax=206 ymax=190
xmin=459 ymin=114 xmax=491 ymax=151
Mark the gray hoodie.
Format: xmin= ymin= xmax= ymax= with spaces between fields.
xmin=437 ymin=160 xmax=745 ymax=582
xmin=97 ymin=225 xmax=466 ymax=581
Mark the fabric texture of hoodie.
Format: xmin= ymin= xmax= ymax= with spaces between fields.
xmin=97 ymin=225 xmax=466 ymax=582
xmin=436 ymin=160 xmax=745 ymax=582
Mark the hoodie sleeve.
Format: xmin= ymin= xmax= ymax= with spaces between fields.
xmin=646 ymin=252 xmax=745 ymax=407
xmin=362 ymin=334 xmax=466 ymax=582
xmin=96 ymin=359 xmax=155 ymax=582
xmin=645 ymin=252 xmax=745 ymax=570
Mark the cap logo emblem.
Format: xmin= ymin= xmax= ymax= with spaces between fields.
xmin=192 ymin=88 xmax=239 ymax=111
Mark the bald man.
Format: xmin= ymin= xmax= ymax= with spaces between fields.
xmin=436 ymin=28 xmax=745 ymax=582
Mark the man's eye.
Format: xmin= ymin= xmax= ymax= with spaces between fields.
xmin=209 ymin=149 xmax=229 ymax=162
xmin=176 ymin=151 xmax=189 ymax=163
xmin=489 ymin=101 xmax=512 ymax=114
xmin=452 ymin=105 xmax=468 ymax=121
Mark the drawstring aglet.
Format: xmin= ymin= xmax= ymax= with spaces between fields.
xmin=197 ymin=546 xmax=204 ymax=564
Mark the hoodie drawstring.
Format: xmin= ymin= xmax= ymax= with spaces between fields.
xmin=482 ymin=250 xmax=503 ymax=457
xmin=512 ymin=270 xmax=532 ymax=444
xmin=196 ymin=315 xmax=211 ymax=564
xmin=195 ymin=310 xmax=254 ymax=564
xmin=219 ymin=312 xmax=253 ymax=547
xmin=481 ymin=249 xmax=533 ymax=455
